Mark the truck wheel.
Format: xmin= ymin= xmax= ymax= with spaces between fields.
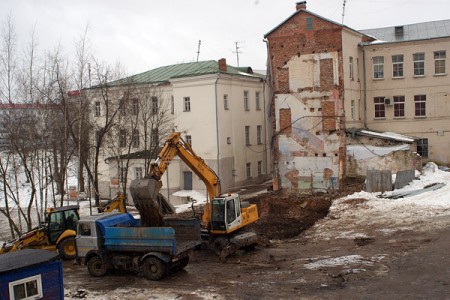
xmin=58 ymin=237 xmax=77 ymax=260
xmin=87 ymin=256 xmax=107 ymax=277
xmin=143 ymin=257 xmax=166 ymax=280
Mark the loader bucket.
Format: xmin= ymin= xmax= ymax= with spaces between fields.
xmin=130 ymin=178 xmax=164 ymax=226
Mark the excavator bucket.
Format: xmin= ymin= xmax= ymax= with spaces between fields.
xmin=130 ymin=178 xmax=175 ymax=227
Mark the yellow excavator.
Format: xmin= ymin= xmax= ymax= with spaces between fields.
xmin=130 ymin=132 xmax=259 ymax=258
xmin=0 ymin=194 xmax=127 ymax=259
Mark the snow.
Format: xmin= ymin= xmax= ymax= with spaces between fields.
xmin=172 ymin=190 xmax=207 ymax=213
xmin=304 ymin=254 xmax=387 ymax=270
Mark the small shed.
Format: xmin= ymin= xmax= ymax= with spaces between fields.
xmin=0 ymin=249 xmax=63 ymax=300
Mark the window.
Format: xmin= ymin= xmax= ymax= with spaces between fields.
xmin=245 ymin=126 xmax=250 ymax=145
xmin=79 ymin=223 xmax=92 ymax=236
xmin=417 ymin=138 xmax=428 ymax=158
xmin=226 ymin=199 xmax=236 ymax=224
xmin=306 ymin=17 xmax=312 ymax=30
xmin=119 ymin=167 xmax=126 ymax=184
xmin=151 ymin=96 xmax=158 ymax=114
xmin=392 ymin=55 xmax=404 ymax=77
xmin=393 ymin=96 xmax=405 ymax=117
xmin=119 ymin=129 xmax=127 ymax=147
xmin=414 ymin=95 xmax=426 ymax=117
xmin=255 ymin=92 xmax=261 ymax=110
xmin=246 ymin=163 xmax=251 ymax=178
xmin=227 ymin=137 xmax=231 ymax=144
xmin=373 ymin=56 xmax=384 ymax=79
xmin=434 ymin=50 xmax=446 ymax=74
xmin=119 ymin=98 xmax=127 ymax=116
xmin=132 ymin=129 xmax=140 ymax=147
xmin=185 ymin=135 xmax=192 ymax=146
xmin=171 ymin=96 xmax=174 ymax=114
xmin=224 ymin=94 xmax=229 ymax=110
xmin=350 ymin=100 xmax=355 ymax=120
xmin=183 ymin=97 xmax=191 ymax=112
xmin=257 ymin=161 xmax=262 ymax=176
xmin=349 ymin=56 xmax=354 ymax=80
xmin=151 ymin=128 xmax=159 ymax=147
xmin=94 ymin=101 xmax=101 ymax=117
xmin=257 ymin=125 xmax=262 ymax=144
xmin=244 ymin=91 xmax=249 ymax=110
xmin=374 ymin=97 xmax=385 ymax=118
xmin=413 ymin=53 xmax=425 ymax=76
xmin=131 ymin=98 xmax=139 ymax=115
xmin=135 ymin=167 xmax=143 ymax=180
xmin=9 ymin=275 xmax=43 ymax=300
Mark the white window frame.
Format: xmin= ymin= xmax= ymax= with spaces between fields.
xmin=183 ymin=97 xmax=191 ymax=112
xmin=132 ymin=129 xmax=140 ymax=148
xmin=392 ymin=54 xmax=404 ymax=78
xmin=245 ymin=126 xmax=250 ymax=145
xmin=224 ymin=94 xmax=229 ymax=110
xmin=94 ymin=101 xmax=101 ymax=117
xmin=9 ymin=274 xmax=43 ymax=300
xmin=373 ymin=56 xmax=384 ymax=79
xmin=170 ymin=96 xmax=174 ymax=114
xmin=350 ymin=100 xmax=355 ymax=120
xmin=119 ymin=129 xmax=127 ymax=148
xmin=349 ymin=56 xmax=354 ymax=80
xmin=257 ymin=125 xmax=262 ymax=145
xmin=244 ymin=91 xmax=249 ymax=111
xmin=151 ymin=96 xmax=158 ymax=114
xmin=135 ymin=167 xmax=143 ymax=180
xmin=413 ymin=53 xmax=425 ymax=76
xmin=185 ymin=135 xmax=192 ymax=146
xmin=434 ymin=50 xmax=446 ymax=75
xmin=257 ymin=160 xmax=262 ymax=176
xmin=131 ymin=98 xmax=139 ymax=115
xmin=255 ymin=91 xmax=261 ymax=110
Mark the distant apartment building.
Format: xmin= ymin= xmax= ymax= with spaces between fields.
xmin=266 ymin=2 xmax=448 ymax=193
xmin=89 ymin=59 xmax=271 ymax=203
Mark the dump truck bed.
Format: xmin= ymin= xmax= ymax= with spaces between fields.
xmin=95 ymin=213 xmax=201 ymax=255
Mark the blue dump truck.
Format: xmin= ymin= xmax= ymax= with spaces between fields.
xmin=75 ymin=213 xmax=201 ymax=280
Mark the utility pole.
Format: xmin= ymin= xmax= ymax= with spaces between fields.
xmin=196 ymin=40 xmax=201 ymax=62
xmin=234 ymin=41 xmax=243 ymax=67
xmin=342 ymin=0 xmax=347 ymax=24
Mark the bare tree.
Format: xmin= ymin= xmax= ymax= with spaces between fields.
xmin=0 ymin=13 xmax=17 ymax=104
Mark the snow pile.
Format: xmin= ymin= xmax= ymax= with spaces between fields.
xmin=304 ymin=254 xmax=387 ymax=270
xmin=309 ymin=162 xmax=450 ymax=240
xmin=347 ymin=144 xmax=410 ymax=160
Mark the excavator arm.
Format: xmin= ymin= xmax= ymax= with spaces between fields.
xmin=130 ymin=132 xmax=221 ymax=228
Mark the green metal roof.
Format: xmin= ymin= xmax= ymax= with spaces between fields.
xmin=109 ymin=60 xmax=262 ymax=86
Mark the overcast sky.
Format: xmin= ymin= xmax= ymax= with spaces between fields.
xmin=1 ymin=0 xmax=450 ymax=75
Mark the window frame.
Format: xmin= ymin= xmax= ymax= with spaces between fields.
xmin=413 ymin=53 xmax=425 ymax=76
xmin=131 ymin=98 xmax=139 ymax=115
xmin=244 ymin=91 xmax=249 ymax=111
xmin=373 ymin=56 xmax=384 ymax=79
xmin=245 ymin=126 xmax=250 ymax=145
xmin=256 ymin=125 xmax=262 ymax=145
xmin=349 ymin=56 xmax=354 ymax=80
xmin=224 ymin=94 xmax=229 ymax=110
xmin=257 ymin=160 xmax=262 ymax=176
xmin=183 ymin=97 xmax=191 ymax=112
xmin=94 ymin=101 xmax=101 ymax=117
xmin=170 ymin=95 xmax=174 ymax=114
xmin=434 ymin=50 xmax=446 ymax=75
xmin=246 ymin=162 xmax=251 ymax=179
xmin=119 ymin=129 xmax=127 ymax=148
xmin=392 ymin=54 xmax=404 ymax=78
xmin=374 ymin=97 xmax=386 ymax=119
xmin=255 ymin=91 xmax=261 ymax=110
xmin=417 ymin=138 xmax=428 ymax=158
xmin=393 ymin=95 xmax=405 ymax=118
xmin=135 ymin=167 xmax=143 ymax=180
xmin=185 ymin=135 xmax=192 ymax=147
xmin=414 ymin=94 xmax=426 ymax=117
xmin=132 ymin=129 xmax=140 ymax=148
xmin=151 ymin=96 xmax=158 ymax=114
xmin=9 ymin=274 xmax=43 ymax=300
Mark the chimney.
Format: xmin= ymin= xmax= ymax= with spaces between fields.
xmin=218 ymin=58 xmax=227 ymax=72
xmin=395 ymin=26 xmax=404 ymax=37
xmin=296 ymin=1 xmax=307 ymax=10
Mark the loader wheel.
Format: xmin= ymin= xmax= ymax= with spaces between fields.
xmin=87 ymin=256 xmax=107 ymax=277
xmin=143 ymin=257 xmax=166 ymax=280
xmin=58 ymin=237 xmax=77 ymax=260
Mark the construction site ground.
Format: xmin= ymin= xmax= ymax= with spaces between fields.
xmin=64 ymin=179 xmax=450 ymax=299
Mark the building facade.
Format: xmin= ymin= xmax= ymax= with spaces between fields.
xmin=266 ymin=2 xmax=449 ymax=193
xmin=91 ymin=59 xmax=271 ymax=204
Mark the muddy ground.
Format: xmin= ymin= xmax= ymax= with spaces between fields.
xmin=64 ymin=179 xmax=450 ymax=299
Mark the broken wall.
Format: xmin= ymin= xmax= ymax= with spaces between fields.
xmin=267 ymin=11 xmax=346 ymax=193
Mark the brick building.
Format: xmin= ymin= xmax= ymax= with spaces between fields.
xmin=265 ymin=2 xmax=373 ymax=193
xmin=266 ymin=2 xmax=450 ymax=193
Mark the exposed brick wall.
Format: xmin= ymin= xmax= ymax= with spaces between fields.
xmin=322 ymin=101 xmax=336 ymax=131
xmin=320 ymin=58 xmax=334 ymax=90
xmin=279 ymin=108 xmax=292 ymax=134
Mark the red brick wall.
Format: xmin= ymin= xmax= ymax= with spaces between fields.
xmin=279 ymin=108 xmax=292 ymax=134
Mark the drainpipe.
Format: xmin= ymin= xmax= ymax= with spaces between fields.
xmin=361 ymin=45 xmax=368 ymax=128
xmin=214 ymin=74 xmax=220 ymax=184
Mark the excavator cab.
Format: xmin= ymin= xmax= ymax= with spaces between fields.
xmin=210 ymin=194 xmax=242 ymax=232
xmin=46 ymin=206 xmax=80 ymax=243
